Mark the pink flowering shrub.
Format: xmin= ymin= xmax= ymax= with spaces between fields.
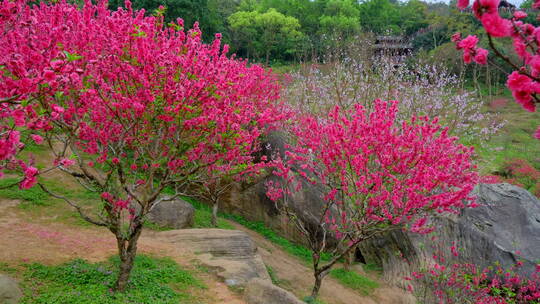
xmin=454 ymin=0 xmax=540 ymax=139
xmin=409 ymin=254 xmax=540 ymax=304
xmin=1 ymin=0 xmax=286 ymax=292
xmin=267 ymin=99 xmax=478 ymax=299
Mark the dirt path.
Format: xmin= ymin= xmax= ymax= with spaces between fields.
xmin=0 ymin=199 xmax=245 ymax=304
xmin=230 ymin=222 xmax=415 ymax=304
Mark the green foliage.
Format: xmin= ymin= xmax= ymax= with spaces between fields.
xmin=228 ymin=8 xmax=304 ymax=63
xmin=18 ymin=255 xmax=205 ymax=304
xmin=180 ymin=196 xmax=235 ymax=229
xmin=108 ymin=0 xmax=226 ymax=42
xmin=329 ymin=268 xmax=379 ymax=296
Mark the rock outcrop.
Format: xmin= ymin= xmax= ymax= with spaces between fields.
xmin=359 ymin=183 xmax=540 ymax=285
xmin=155 ymin=229 xmax=270 ymax=287
xmin=0 ymin=274 xmax=22 ymax=304
xmin=147 ymin=198 xmax=194 ymax=229
xmin=244 ymin=278 xmax=304 ymax=304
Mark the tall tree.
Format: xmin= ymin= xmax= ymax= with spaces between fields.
xmin=1 ymin=0 xmax=286 ymax=292
xmin=268 ymin=100 xmax=478 ymax=300
xmin=228 ymin=9 xmax=304 ymax=64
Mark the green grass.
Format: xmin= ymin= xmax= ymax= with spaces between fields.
xmin=265 ymin=265 xmax=281 ymax=285
xmin=17 ymin=255 xmax=206 ymax=304
xmin=303 ymin=296 xmax=329 ymax=304
xmin=363 ymin=263 xmax=383 ymax=273
xmin=329 ymin=268 xmax=379 ymax=296
xmin=181 ymin=196 xmax=235 ymax=230
xmin=0 ymin=178 xmax=61 ymax=208
xmin=474 ymin=100 xmax=540 ymax=175
xmin=0 ymin=177 xmax=100 ymax=209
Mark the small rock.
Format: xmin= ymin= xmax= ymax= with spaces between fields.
xmin=0 ymin=274 xmax=22 ymax=304
xmin=244 ymin=278 xmax=304 ymax=304
xmin=147 ymin=198 xmax=195 ymax=229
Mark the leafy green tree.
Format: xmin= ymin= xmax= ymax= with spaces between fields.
xmin=256 ymin=9 xmax=304 ymax=64
xmin=319 ymin=0 xmax=361 ymax=39
xmin=400 ymin=0 xmax=429 ymax=35
xmin=228 ymin=10 xmax=259 ymax=59
xmin=358 ymin=0 xmax=401 ymax=34
xmin=228 ymin=9 xmax=303 ymax=64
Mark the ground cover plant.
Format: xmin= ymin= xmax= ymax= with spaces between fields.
xmin=329 ymin=268 xmax=379 ymax=296
xmin=14 ymin=255 xmax=206 ymax=304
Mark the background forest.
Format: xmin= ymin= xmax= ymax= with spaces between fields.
xmin=106 ymin=0 xmax=534 ymax=89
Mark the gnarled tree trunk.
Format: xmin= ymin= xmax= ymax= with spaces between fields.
xmin=114 ymin=223 xmax=143 ymax=292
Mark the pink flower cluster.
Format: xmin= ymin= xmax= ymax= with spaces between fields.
xmin=452 ymin=34 xmax=489 ymax=65
xmin=455 ymin=0 xmax=540 ymax=139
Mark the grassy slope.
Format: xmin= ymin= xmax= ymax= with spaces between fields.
xmin=475 ymin=99 xmax=540 ymax=175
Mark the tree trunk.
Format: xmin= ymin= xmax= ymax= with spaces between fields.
xmin=211 ymin=201 xmax=218 ymax=227
xmin=114 ymin=225 xmax=143 ymax=292
xmin=266 ymin=49 xmax=270 ymax=66
xmin=343 ymin=247 xmax=354 ymax=271
xmin=310 ymin=270 xmax=326 ymax=299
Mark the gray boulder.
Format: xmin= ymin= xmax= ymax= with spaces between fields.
xmin=155 ymin=229 xmax=270 ymax=287
xmin=359 ymin=183 xmax=540 ymax=285
xmin=147 ymin=198 xmax=194 ymax=229
xmin=0 ymin=274 xmax=22 ymax=304
xmin=244 ymin=278 xmax=304 ymax=304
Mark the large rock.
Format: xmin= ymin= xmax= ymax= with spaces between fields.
xmin=359 ymin=183 xmax=540 ymax=285
xmin=244 ymin=278 xmax=304 ymax=304
xmin=225 ymin=132 xmax=334 ymax=246
xmin=147 ymin=198 xmax=194 ymax=229
xmin=0 ymin=274 xmax=22 ymax=304
xmin=156 ymin=229 xmax=270 ymax=287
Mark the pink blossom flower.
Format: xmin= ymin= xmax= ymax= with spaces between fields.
xmin=30 ymin=134 xmax=43 ymax=144
xmin=20 ymin=166 xmax=38 ymax=189
xmin=59 ymin=158 xmax=75 ymax=167
xmin=474 ymin=48 xmax=488 ymax=65
xmin=481 ymin=13 xmax=511 ymax=37
xmin=507 ymin=71 xmax=532 ymax=91
xmin=457 ymin=0 xmax=469 ymax=9
xmin=458 ymin=35 xmax=479 ymax=49
xmin=43 ymin=69 xmax=56 ymax=82
xmin=513 ymin=11 xmax=527 ymax=19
